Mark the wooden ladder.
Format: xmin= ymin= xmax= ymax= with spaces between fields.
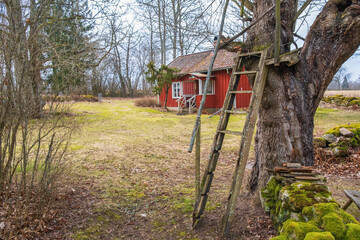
xmin=192 ymin=50 xmax=269 ymax=235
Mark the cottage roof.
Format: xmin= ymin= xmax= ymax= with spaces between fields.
xmin=168 ymin=49 xmax=237 ymax=74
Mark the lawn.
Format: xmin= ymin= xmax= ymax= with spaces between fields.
xmin=58 ymin=99 xmax=360 ymax=240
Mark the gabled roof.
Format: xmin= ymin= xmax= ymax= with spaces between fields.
xmin=168 ymin=49 xmax=237 ymax=74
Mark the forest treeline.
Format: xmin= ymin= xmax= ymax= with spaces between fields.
xmin=0 ymin=0 xmax=248 ymax=103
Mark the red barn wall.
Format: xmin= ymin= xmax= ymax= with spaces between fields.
xmin=159 ymin=75 xmax=189 ymax=108
xmin=159 ymin=70 xmax=251 ymax=109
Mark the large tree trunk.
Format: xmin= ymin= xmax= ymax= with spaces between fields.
xmin=249 ymin=0 xmax=360 ymax=191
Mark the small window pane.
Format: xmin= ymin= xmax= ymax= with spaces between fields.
xmin=202 ymin=80 xmax=214 ymax=94
xmin=172 ymin=82 xmax=181 ymax=98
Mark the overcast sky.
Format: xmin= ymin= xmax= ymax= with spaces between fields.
xmin=295 ymin=7 xmax=360 ymax=82
xmin=116 ymin=1 xmax=359 ymax=82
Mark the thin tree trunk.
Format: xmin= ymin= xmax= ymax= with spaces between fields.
xmin=171 ymin=0 xmax=177 ymax=60
xmin=161 ymin=0 xmax=167 ymax=64
xmin=157 ymin=0 xmax=164 ymax=65
xmin=29 ymin=0 xmax=43 ymax=118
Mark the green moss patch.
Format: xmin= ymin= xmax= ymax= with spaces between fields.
xmin=283 ymin=182 xmax=334 ymax=212
xmin=344 ymin=223 xmax=360 ymax=240
xmin=261 ymin=176 xmax=284 ymax=212
xmin=303 ymin=232 xmax=335 ymax=240
xmin=281 ymin=219 xmax=321 ymax=240
xmin=321 ymin=212 xmax=346 ymax=240
xmin=271 ymin=235 xmax=289 ymax=240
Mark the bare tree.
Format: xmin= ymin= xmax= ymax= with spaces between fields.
xmin=328 ymin=67 xmax=352 ymax=90
xmin=0 ymin=1 xmax=74 ymax=236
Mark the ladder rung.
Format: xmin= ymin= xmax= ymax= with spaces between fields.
xmin=224 ymin=110 xmax=247 ymax=114
xmin=218 ymin=130 xmax=243 ymax=136
xmin=233 ymin=70 xmax=258 ymax=75
xmin=229 ymin=90 xmax=253 ymax=94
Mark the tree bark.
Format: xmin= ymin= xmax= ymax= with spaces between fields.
xmin=249 ymin=0 xmax=360 ymax=191
xmin=29 ymin=0 xmax=44 ymax=118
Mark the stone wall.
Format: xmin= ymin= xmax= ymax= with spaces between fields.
xmin=261 ymin=172 xmax=360 ymax=239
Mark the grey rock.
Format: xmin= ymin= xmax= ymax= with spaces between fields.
xmin=339 ymin=127 xmax=353 ymax=137
xmin=322 ymin=134 xmax=336 ymax=143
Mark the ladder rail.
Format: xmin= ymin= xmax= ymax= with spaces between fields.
xmin=221 ymin=50 xmax=268 ymax=235
xmin=192 ymin=55 xmax=245 ymax=224
xmin=192 ymin=50 xmax=269 ymax=233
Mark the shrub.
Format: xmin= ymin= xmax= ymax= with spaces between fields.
xmin=42 ymin=94 xmax=98 ymax=102
xmin=135 ymin=97 xmax=161 ymax=108
xmin=321 ymin=95 xmax=360 ymax=107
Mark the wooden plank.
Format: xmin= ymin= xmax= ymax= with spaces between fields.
xmin=201 ymin=173 xmax=214 ymax=195
xmin=274 ymin=167 xmax=290 ymax=173
xmin=195 ymin=194 xmax=208 ymax=218
xmin=285 ymin=163 xmax=302 ymax=168
xmin=233 ymin=70 xmax=258 ymax=75
xmin=344 ymin=189 xmax=360 ymax=210
xmin=295 ymin=176 xmax=321 ymax=181
xmin=342 ymin=199 xmax=353 ymax=211
xmin=289 ymin=172 xmax=319 ymax=176
xmin=281 ymin=174 xmax=296 ymax=178
xmin=229 ymin=90 xmax=253 ymax=94
xmin=195 ymin=122 xmax=201 ymax=197
xmin=208 ymin=152 xmax=220 ymax=173
xmin=290 ymin=168 xmax=314 ymax=173
xmin=266 ymin=52 xmax=300 ymax=66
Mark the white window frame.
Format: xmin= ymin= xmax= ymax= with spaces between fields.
xmin=199 ymin=80 xmax=215 ymax=95
xmin=172 ymin=82 xmax=182 ymax=99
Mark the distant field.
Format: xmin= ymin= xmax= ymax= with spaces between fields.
xmin=324 ymin=90 xmax=360 ymax=97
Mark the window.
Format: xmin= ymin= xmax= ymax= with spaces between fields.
xmin=172 ymin=82 xmax=181 ymax=98
xmin=199 ymin=80 xmax=215 ymax=95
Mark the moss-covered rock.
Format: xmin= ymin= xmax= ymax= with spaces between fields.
xmin=321 ymin=212 xmax=346 ymax=240
xmin=261 ymin=176 xmax=284 ymax=213
xmin=301 ymin=203 xmax=340 ymax=224
xmin=281 ymin=182 xmax=334 ymax=212
xmin=339 ymin=209 xmax=360 ymax=224
xmin=322 ymin=95 xmax=360 ymax=107
xmin=271 ymin=235 xmax=289 ymax=240
xmin=281 ymin=220 xmax=321 ymax=240
xmin=314 ymin=137 xmax=327 ymax=147
xmin=348 ymin=99 xmax=360 ymax=106
xmin=263 ymin=174 xmax=360 ymax=240
xmin=326 ymin=124 xmax=360 ymax=148
xmin=303 ymin=231 xmax=335 ymax=240
xmin=323 ymin=134 xmax=337 ymax=143
xmin=344 ymin=223 xmax=360 ymax=240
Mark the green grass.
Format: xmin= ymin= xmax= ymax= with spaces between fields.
xmin=65 ymin=99 xmax=360 ymax=239
xmin=314 ymin=108 xmax=360 ymax=134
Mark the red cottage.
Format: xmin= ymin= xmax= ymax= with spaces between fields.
xmin=159 ymin=49 xmax=252 ymax=112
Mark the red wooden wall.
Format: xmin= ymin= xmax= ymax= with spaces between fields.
xmin=159 ymin=70 xmax=251 ymax=109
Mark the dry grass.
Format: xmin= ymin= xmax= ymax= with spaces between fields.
xmin=324 ymin=90 xmax=360 ymax=97
xmin=134 ymin=97 xmax=161 ymax=107
xmin=52 ymin=99 xmax=360 ymax=240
